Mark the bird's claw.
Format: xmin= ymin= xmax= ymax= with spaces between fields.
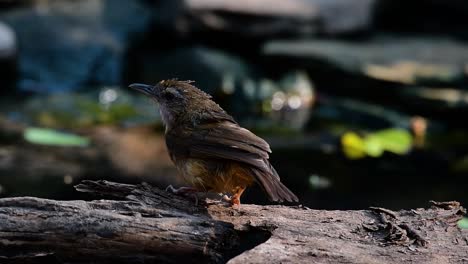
xmin=221 ymin=194 xmax=232 ymax=202
xmin=221 ymin=194 xmax=240 ymax=209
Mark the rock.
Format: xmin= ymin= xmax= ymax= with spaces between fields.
xmin=164 ymin=0 xmax=376 ymax=36
xmin=263 ymin=36 xmax=468 ymax=86
xmin=0 ymin=21 xmax=17 ymax=93
xmin=0 ymin=21 xmax=15 ymax=58
xmin=1 ymin=0 xmax=152 ymax=93
xmin=315 ymin=96 xmax=416 ymax=130
xmin=401 ymin=86 xmax=468 ymax=109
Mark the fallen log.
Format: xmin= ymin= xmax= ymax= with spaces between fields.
xmin=0 ymin=180 xmax=466 ymax=263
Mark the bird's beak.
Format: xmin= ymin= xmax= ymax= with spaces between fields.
xmin=129 ymin=83 xmax=155 ymax=97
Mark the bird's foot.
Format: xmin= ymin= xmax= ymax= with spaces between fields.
xmin=221 ymin=194 xmax=231 ymax=203
xmin=221 ymin=194 xmax=241 ymax=208
xmin=166 ymin=185 xmax=199 ymax=205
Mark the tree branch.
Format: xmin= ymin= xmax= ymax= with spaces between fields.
xmin=0 ymin=180 xmax=466 ymax=263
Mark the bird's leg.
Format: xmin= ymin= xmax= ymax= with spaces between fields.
xmin=222 ymin=187 xmax=246 ymax=207
xmin=231 ymin=187 xmax=245 ymax=206
xmin=165 ymin=185 xmax=199 ymax=205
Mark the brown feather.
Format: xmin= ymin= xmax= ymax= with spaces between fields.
xmin=166 ymin=121 xmax=298 ymax=202
xmin=132 ymin=80 xmax=298 ymax=203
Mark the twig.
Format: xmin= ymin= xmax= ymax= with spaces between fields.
xmin=369 ymin=207 xmax=398 ymax=219
xmin=399 ymin=224 xmax=428 ymax=247
xmin=429 ymin=201 xmax=460 ymax=210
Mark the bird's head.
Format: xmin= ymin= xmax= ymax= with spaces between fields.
xmin=129 ymin=79 xmax=213 ymax=128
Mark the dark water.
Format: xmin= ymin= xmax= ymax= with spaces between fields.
xmin=1 ymin=136 xmax=465 ymax=211
xmin=247 ymin=147 xmax=464 ymax=210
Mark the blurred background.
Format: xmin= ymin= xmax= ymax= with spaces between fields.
xmin=0 ymin=0 xmax=467 ymax=213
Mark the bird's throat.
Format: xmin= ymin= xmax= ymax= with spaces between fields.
xmin=159 ymin=104 xmax=175 ymax=132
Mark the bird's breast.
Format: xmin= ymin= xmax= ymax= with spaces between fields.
xmin=175 ymin=158 xmax=254 ymax=194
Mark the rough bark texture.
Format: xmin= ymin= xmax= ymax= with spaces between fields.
xmin=0 ymin=180 xmax=466 ymax=263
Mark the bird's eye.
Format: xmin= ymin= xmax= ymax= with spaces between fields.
xmin=164 ymin=87 xmax=180 ymax=100
xmin=164 ymin=91 xmax=175 ymax=99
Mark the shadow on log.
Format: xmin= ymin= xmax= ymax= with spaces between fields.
xmin=0 ymin=180 xmax=467 ymax=263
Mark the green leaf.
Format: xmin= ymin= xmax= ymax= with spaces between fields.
xmin=364 ymin=136 xmax=384 ymax=157
xmin=367 ymin=129 xmax=412 ymax=155
xmin=23 ymin=128 xmax=90 ymax=147
xmin=342 ymin=129 xmax=413 ymax=159
xmin=458 ymin=217 xmax=468 ymax=229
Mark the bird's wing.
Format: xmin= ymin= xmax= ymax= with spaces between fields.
xmin=167 ymin=121 xmax=273 ymax=173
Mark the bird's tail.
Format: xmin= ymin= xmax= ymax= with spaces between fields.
xmin=251 ymin=165 xmax=299 ymax=203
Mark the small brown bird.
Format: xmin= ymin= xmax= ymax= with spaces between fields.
xmin=129 ymin=80 xmax=298 ymax=206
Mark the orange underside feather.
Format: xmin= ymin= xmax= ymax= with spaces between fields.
xmin=177 ymin=158 xmax=254 ymax=195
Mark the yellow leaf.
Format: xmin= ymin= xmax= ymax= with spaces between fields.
xmin=341 ymin=132 xmax=366 ymax=159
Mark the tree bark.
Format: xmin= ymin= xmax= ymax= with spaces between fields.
xmin=0 ymin=180 xmax=466 ymax=263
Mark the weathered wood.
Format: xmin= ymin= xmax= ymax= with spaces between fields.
xmin=0 ymin=181 xmax=235 ymax=264
xmin=0 ymin=180 xmax=467 ymax=263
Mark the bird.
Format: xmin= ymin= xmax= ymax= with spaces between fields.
xmin=129 ymin=79 xmax=298 ymax=206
